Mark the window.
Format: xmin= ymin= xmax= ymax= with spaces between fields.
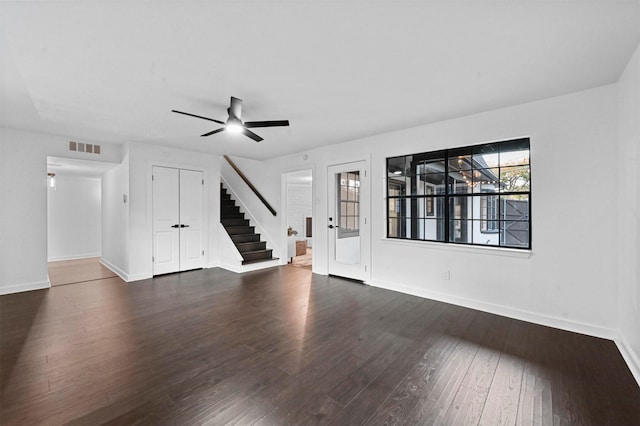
xmin=337 ymin=171 xmax=360 ymax=238
xmin=386 ymin=138 xmax=530 ymax=249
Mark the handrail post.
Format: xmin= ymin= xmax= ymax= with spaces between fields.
xmin=223 ymin=155 xmax=277 ymax=216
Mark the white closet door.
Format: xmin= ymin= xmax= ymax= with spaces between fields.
xmin=152 ymin=167 xmax=180 ymax=275
xmin=179 ymin=169 xmax=204 ymax=271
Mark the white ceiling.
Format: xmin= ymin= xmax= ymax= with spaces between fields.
xmin=2 ymin=1 xmax=639 ymax=160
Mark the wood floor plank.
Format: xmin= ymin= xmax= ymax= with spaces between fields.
xmin=1 ymin=264 xmax=638 ymax=425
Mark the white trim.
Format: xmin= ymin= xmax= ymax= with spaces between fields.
xmin=380 ymin=237 xmax=532 ymax=259
xmin=0 ymin=280 xmax=50 ymax=295
xmin=614 ymin=337 xmax=640 ymax=388
xmin=365 ymin=278 xmax=617 ymax=340
xmin=48 ymin=252 xmax=101 ymax=262
xmin=100 ymin=258 xmax=130 ymax=282
xmin=218 ymin=259 xmax=281 ymax=274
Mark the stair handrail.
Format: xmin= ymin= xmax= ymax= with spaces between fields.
xmin=223 ymin=155 xmax=277 ymax=216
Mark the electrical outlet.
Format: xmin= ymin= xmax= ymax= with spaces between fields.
xmin=443 ymin=270 xmax=450 ymax=280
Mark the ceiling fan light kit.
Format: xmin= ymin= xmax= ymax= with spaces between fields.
xmin=172 ymin=96 xmax=289 ymax=142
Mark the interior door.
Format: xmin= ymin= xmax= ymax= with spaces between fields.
xmin=153 ymin=166 xmax=204 ymax=275
xmin=153 ymin=167 xmax=180 ymax=274
xmin=179 ymin=169 xmax=204 ymax=271
xmin=328 ymin=161 xmax=369 ymax=281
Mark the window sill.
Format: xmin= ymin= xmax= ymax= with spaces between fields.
xmin=380 ymin=238 xmax=532 ymax=258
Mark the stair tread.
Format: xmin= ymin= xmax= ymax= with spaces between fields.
xmin=242 ymin=257 xmax=279 ymax=265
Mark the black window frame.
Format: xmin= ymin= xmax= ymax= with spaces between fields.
xmin=386 ymin=138 xmax=531 ymax=250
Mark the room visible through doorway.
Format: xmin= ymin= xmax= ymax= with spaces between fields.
xmin=285 ymin=169 xmax=313 ymax=270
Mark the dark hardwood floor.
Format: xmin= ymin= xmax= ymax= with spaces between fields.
xmin=1 ymin=266 xmax=639 ymax=425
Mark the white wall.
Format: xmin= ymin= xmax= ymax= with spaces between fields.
xmin=101 ymin=152 xmax=130 ymax=278
xmin=0 ymin=127 xmax=123 ymax=294
xmin=0 ymin=129 xmax=49 ymax=294
xmin=233 ymin=84 xmax=620 ymax=339
xmin=47 ymin=175 xmax=102 ymax=261
xmin=617 ymin=42 xmax=640 ymax=382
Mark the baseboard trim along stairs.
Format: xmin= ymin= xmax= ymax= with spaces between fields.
xmin=221 ymin=183 xmax=278 ymax=265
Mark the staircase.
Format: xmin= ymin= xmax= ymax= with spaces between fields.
xmin=220 ymin=184 xmax=277 ymax=265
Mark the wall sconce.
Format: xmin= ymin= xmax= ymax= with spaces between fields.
xmin=48 ymin=172 xmax=56 ymax=190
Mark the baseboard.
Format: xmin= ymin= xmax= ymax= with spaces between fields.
xmin=100 ymin=258 xmax=130 ymax=282
xmin=48 ymin=252 xmax=101 ymax=262
xmin=0 ymin=280 xmax=51 ymax=295
xmin=219 ymin=259 xmax=281 ymax=274
xmin=365 ymin=279 xmax=617 ymax=340
xmin=614 ymin=336 xmax=640 ymax=388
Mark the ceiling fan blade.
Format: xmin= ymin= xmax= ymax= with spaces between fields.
xmin=242 ymin=128 xmax=263 ymax=142
xmin=244 ymin=120 xmax=290 ymax=128
xmin=172 ymin=110 xmax=225 ymax=125
xmin=228 ymin=97 xmax=243 ymax=120
xmin=201 ymin=128 xmax=225 ymax=137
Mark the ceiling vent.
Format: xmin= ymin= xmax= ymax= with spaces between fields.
xmin=69 ymin=141 xmax=101 ymax=155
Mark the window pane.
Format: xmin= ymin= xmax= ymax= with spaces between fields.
xmin=424 ymin=219 xmax=445 ymax=241
xmin=450 ymin=175 xmax=473 ymax=194
xmin=448 ymin=154 xmax=473 ymax=172
xmin=449 ymin=196 xmax=471 ymax=220
xmin=400 ymin=217 xmax=411 ymax=238
xmin=500 ymin=166 xmax=530 ymax=193
xmin=501 ymin=221 xmax=530 ymax=248
xmin=473 ymin=149 xmax=499 ymax=168
xmin=500 ymin=149 xmax=530 ymax=167
xmin=388 ymin=157 xmax=406 ymax=176
xmin=473 ymin=168 xmax=500 ymax=187
xmin=472 ymin=220 xmax=500 ymax=245
xmin=417 ymin=159 xmax=446 ymax=174
xmin=421 ymin=173 xmax=446 ymax=194
xmin=388 ymin=218 xmax=398 ymax=238
xmin=501 ymin=195 xmax=529 ymax=221
xmin=449 ymin=219 xmax=473 ymax=243
xmin=388 ymin=199 xmax=398 ymax=218
xmin=347 ymin=202 xmax=355 ymax=216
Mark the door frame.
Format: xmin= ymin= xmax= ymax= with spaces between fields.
xmin=280 ymin=167 xmax=316 ymax=270
xmin=326 ymin=157 xmax=371 ymax=282
xmin=147 ymin=161 xmax=208 ymax=276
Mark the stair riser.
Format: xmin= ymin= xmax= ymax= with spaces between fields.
xmin=225 ymin=226 xmax=255 ymax=235
xmin=222 ymin=219 xmax=250 ymax=227
xmin=236 ymin=242 xmax=267 ymax=252
xmin=230 ymin=234 xmax=261 ymax=243
xmin=242 ymin=250 xmax=273 ymax=262
xmin=221 ymin=212 xmax=245 ymax=219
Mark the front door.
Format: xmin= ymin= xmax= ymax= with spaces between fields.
xmin=327 ymin=161 xmax=369 ymax=281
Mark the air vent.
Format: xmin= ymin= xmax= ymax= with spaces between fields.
xmin=68 ymin=141 xmax=101 ymax=155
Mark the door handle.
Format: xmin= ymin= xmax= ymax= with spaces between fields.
xmin=328 ymin=224 xmax=335 ymax=229
xmin=180 ymin=224 xmax=190 ymax=228
xmin=171 ymin=224 xmax=180 ymax=228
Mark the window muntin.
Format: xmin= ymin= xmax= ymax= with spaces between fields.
xmin=386 ymin=138 xmax=530 ymax=249
xmin=337 ymin=171 xmax=360 ymax=238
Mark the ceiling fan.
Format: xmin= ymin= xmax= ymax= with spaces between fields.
xmin=172 ymin=97 xmax=289 ymax=142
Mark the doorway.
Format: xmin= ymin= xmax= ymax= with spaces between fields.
xmin=327 ymin=160 xmax=370 ymax=281
xmin=285 ymin=169 xmax=313 ymax=269
xmin=152 ymin=166 xmax=205 ymax=275
xmin=46 ymin=156 xmax=119 ymax=286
